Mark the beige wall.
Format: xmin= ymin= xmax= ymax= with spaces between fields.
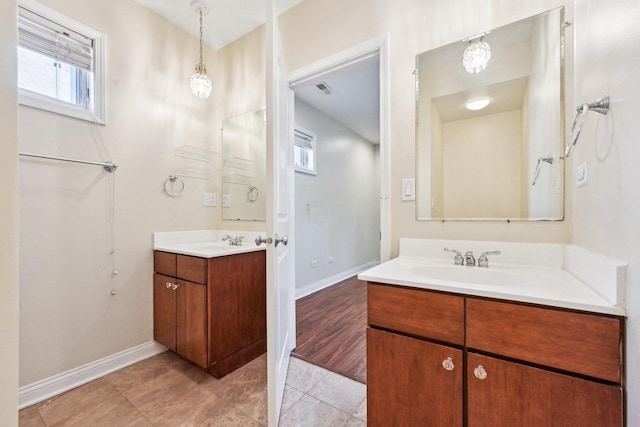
xmin=0 ymin=0 xmax=19 ymax=423
xmin=442 ymin=110 xmax=523 ymax=218
xmin=279 ymin=0 xmax=571 ymax=256
xmin=571 ymin=0 xmax=640 ymax=424
xmin=19 ymin=0 xmax=218 ymax=386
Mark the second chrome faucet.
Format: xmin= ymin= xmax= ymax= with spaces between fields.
xmin=444 ymin=248 xmax=501 ymax=267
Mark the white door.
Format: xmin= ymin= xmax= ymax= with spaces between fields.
xmin=265 ymin=1 xmax=295 ymax=425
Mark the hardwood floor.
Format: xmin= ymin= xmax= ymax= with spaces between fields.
xmin=293 ymin=276 xmax=367 ymax=384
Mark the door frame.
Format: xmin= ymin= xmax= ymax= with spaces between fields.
xmin=288 ymin=34 xmax=391 ymax=263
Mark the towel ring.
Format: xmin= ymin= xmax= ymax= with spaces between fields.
xmin=164 ymin=175 xmax=184 ymax=197
xmin=565 ymin=95 xmax=610 ymax=158
xmin=248 ymin=185 xmax=259 ymax=202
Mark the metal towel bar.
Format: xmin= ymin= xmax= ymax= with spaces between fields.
xmin=19 ymin=152 xmax=118 ymax=172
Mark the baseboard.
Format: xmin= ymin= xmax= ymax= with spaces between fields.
xmin=19 ymin=340 xmax=166 ymax=409
xmin=295 ymin=261 xmax=379 ymax=300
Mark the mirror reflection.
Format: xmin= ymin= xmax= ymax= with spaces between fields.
xmin=416 ymin=7 xmax=564 ymax=221
xmin=222 ymin=109 xmax=267 ymax=221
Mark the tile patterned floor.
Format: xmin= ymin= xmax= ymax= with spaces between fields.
xmin=19 ymin=352 xmax=367 ymax=426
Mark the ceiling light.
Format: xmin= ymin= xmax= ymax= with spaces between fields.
xmin=462 ymin=35 xmax=491 ymax=74
xmin=190 ymin=0 xmax=212 ymax=99
xmin=466 ymin=98 xmax=490 ymax=110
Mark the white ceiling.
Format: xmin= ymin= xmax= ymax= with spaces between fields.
xmin=135 ymin=0 xmax=304 ymax=50
xmin=136 ymin=0 xmax=380 ymax=144
xmin=293 ymin=57 xmax=380 ymax=144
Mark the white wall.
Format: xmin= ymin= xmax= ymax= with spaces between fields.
xmin=0 ymin=0 xmax=19 ymax=423
xmin=279 ymin=0 xmax=571 ymax=255
xmin=571 ymin=0 xmax=640 ymax=424
xmin=442 ymin=110 xmax=523 ymax=218
xmin=18 ymin=0 xmax=218 ymax=386
xmin=294 ymin=100 xmax=380 ymax=291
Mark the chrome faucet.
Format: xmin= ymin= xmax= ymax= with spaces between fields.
xmin=478 ymin=250 xmax=501 ymax=267
xmin=222 ymin=235 xmax=244 ymax=246
xmin=464 ymin=251 xmax=476 ymax=266
xmin=444 ymin=248 xmax=464 ymax=265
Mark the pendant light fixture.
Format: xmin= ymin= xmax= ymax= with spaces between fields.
xmin=190 ymin=0 xmax=212 ymax=99
xmin=462 ymin=34 xmax=491 ymax=74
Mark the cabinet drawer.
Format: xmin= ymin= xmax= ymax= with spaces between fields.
xmin=466 ymin=298 xmax=622 ymax=382
xmin=154 ymin=251 xmax=176 ymax=277
xmin=176 ymin=255 xmax=207 ymax=284
xmin=368 ymin=283 xmax=464 ymax=345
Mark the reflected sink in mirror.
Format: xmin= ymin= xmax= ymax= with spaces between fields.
xmin=409 ymin=265 xmax=539 ymax=288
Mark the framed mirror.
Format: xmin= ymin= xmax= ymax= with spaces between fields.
xmin=416 ymin=7 xmax=565 ymax=221
xmin=222 ymin=108 xmax=266 ymax=221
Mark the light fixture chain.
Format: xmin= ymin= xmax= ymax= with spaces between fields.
xmin=198 ymin=9 xmax=204 ymax=71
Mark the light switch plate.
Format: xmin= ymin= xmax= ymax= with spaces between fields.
xmin=401 ymin=178 xmax=416 ymax=201
xmin=203 ymin=192 xmax=216 ymax=207
xmin=222 ymin=194 xmax=231 ymax=207
xmin=576 ymin=162 xmax=588 ymax=187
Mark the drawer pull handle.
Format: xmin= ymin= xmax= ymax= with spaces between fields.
xmin=171 ymin=283 xmax=180 ymax=291
xmin=442 ymin=357 xmax=455 ymax=371
xmin=165 ymin=282 xmax=172 ymax=289
xmin=474 ymin=365 xmax=487 ymax=380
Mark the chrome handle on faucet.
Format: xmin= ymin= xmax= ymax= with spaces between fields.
xmin=444 ymin=248 xmax=464 ymax=265
xmin=478 ymin=250 xmax=501 ymax=267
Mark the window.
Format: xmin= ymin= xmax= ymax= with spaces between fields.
xmin=294 ymin=127 xmax=317 ymax=175
xmin=17 ymin=0 xmax=106 ymax=123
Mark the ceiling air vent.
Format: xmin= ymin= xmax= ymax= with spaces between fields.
xmin=315 ymin=81 xmax=333 ymax=95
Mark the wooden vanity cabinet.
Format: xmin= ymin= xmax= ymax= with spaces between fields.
xmin=153 ymin=250 xmax=266 ymax=377
xmin=368 ymin=328 xmax=463 ymax=426
xmin=366 ymin=282 xmax=625 ymax=426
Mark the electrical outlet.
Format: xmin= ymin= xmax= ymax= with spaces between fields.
xmin=328 ymin=257 xmax=334 ymax=264
xmin=311 ymin=260 xmax=318 ymax=268
xmin=222 ymin=194 xmax=231 ymax=207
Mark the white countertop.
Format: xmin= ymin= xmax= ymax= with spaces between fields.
xmin=153 ymin=230 xmax=266 ymax=258
xmin=358 ymin=238 xmax=627 ymax=317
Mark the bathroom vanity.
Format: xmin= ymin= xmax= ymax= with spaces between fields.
xmin=360 ymin=238 xmax=626 ymax=426
xmin=153 ymin=231 xmax=266 ymax=378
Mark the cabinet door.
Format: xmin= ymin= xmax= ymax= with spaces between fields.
xmin=367 ymin=328 xmax=463 ymax=427
xmin=176 ymin=280 xmax=208 ymax=368
xmin=467 ymin=352 xmax=622 ymax=427
xmin=153 ymin=273 xmax=176 ymax=352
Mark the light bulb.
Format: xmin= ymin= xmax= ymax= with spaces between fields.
xmin=466 ymin=98 xmax=490 ymax=111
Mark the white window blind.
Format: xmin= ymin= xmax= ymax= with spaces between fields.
xmin=294 ymin=128 xmax=317 ymax=175
xmin=18 ymin=7 xmax=93 ymax=71
xmin=16 ymin=0 xmax=106 ymax=124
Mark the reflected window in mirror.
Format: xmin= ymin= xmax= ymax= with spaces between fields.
xmin=415 ymin=7 xmax=565 ymax=221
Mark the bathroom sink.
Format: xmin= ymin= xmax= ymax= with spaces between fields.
xmin=186 ymin=242 xmax=240 ymax=251
xmin=409 ymin=265 xmax=538 ymax=288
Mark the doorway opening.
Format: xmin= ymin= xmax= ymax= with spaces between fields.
xmin=288 ymin=38 xmax=389 ymax=383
